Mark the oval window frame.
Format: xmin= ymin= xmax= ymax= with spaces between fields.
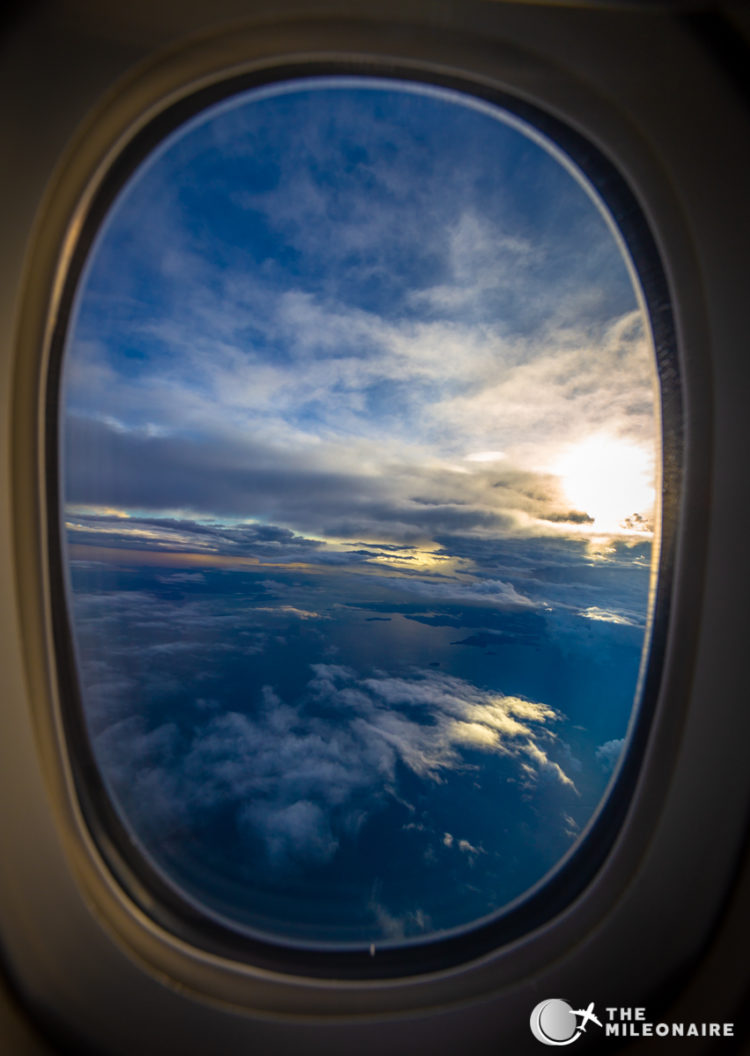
xmin=44 ymin=59 xmax=680 ymax=982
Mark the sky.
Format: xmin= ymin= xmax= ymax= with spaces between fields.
xmin=61 ymin=78 xmax=659 ymax=948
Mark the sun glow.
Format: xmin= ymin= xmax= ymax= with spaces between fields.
xmin=555 ymin=434 xmax=655 ymax=534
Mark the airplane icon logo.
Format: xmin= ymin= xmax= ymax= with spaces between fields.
xmin=572 ymin=1002 xmax=603 ymax=1032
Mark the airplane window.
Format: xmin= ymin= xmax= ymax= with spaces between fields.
xmin=58 ymin=76 xmax=660 ymax=954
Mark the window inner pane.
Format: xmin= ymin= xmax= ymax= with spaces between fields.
xmin=61 ymin=78 xmax=659 ymax=948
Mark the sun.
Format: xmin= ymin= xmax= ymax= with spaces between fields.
xmin=554 ymin=434 xmax=655 ymax=533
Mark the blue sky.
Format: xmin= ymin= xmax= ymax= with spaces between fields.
xmin=61 ymin=78 xmax=659 ymax=947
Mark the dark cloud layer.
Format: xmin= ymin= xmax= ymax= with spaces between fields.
xmin=66 ymin=510 xmax=325 ymax=561
xmin=65 ymin=414 xmax=520 ymax=542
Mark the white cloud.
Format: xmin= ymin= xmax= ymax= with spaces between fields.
xmin=65 ymin=303 xmax=656 ymax=547
xmin=457 ymin=839 xmax=483 ymax=856
xmin=367 ymin=897 xmax=432 ymax=943
xmin=579 ymin=606 xmax=639 ymax=626
xmin=94 ymin=664 xmax=576 ymax=874
xmin=428 ymin=311 xmax=656 ymax=476
xmin=371 ymin=575 xmax=536 ymax=610
xmin=596 ymin=738 xmax=625 ymax=773
xmin=465 ymin=451 xmax=507 ymax=464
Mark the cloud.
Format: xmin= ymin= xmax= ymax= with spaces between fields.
xmin=427 ymin=311 xmax=656 ymax=476
xmin=156 ymin=572 xmax=206 ymax=583
xmin=442 ymin=832 xmax=483 ymax=858
xmin=63 ymin=104 xmax=656 ymax=546
xmin=367 ymin=897 xmax=432 ymax=943
xmin=93 ymin=664 xmax=576 ymax=876
xmin=65 ymin=507 xmax=650 ymax=653
xmin=542 ymin=510 xmax=594 ymax=525
xmin=95 ymin=717 xmax=188 ymax=836
xmin=64 ymin=415 xmax=524 ymax=544
xmin=64 ymin=303 xmax=654 ymax=544
xmin=312 ymin=666 xmax=575 ymax=787
xmin=238 ymin=799 xmax=338 ymax=867
xmin=578 ymin=606 xmax=639 ymax=627
xmin=562 ymin=813 xmax=580 ymax=839
xmin=66 ymin=509 xmax=327 ymax=561
xmin=70 ymin=588 xmax=281 ymax=675
xmin=457 ymin=838 xmax=483 ymax=856
xmin=425 ymin=532 xmax=652 ymax=617
xmin=62 ymin=79 xmax=657 ymax=571
xmin=369 ymin=575 xmax=536 ymax=610
xmin=596 ymin=738 xmax=625 ymax=773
